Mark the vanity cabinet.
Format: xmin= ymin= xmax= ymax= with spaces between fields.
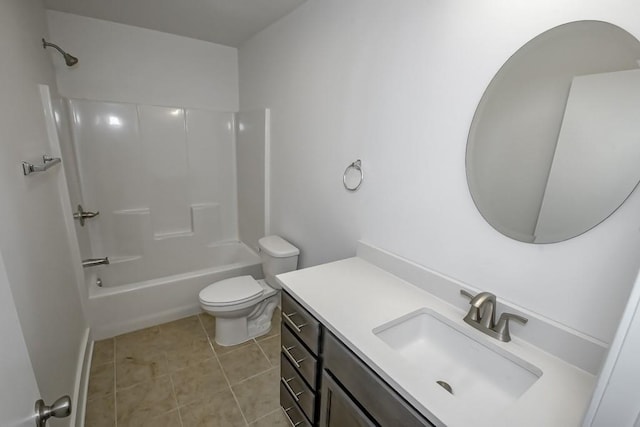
xmin=280 ymin=291 xmax=434 ymax=427
xmin=280 ymin=292 xmax=324 ymax=426
xmin=321 ymin=332 xmax=434 ymax=427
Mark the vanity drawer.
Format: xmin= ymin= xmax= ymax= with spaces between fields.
xmin=282 ymin=291 xmax=321 ymax=354
xmin=280 ymin=381 xmax=312 ymax=427
xmin=281 ymin=325 xmax=318 ymax=389
xmin=281 ymin=353 xmax=316 ymax=423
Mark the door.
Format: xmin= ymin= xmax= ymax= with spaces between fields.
xmin=320 ymin=372 xmax=377 ymax=427
xmin=0 ymin=252 xmax=42 ymax=427
xmin=584 ymin=268 xmax=640 ymax=426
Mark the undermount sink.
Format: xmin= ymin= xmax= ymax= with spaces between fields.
xmin=373 ymin=308 xmax=542 ymax=417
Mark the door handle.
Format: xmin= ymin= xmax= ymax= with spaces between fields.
xmin=35 ymin=395 xmax=71 ymax=427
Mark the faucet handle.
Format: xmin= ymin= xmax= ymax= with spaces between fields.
xmin=460 ymin=289 xmax=474 ymax=300
xmin=493 ymin=312 xmax=528 ymax=342
xmin=460 ymin=289 xmax=480 ymax=322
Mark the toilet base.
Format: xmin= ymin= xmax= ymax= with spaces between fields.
xmin=214 ymin=294 xmax=279 ymax=346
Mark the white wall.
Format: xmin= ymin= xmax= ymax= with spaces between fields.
xmin=46 ymin=10 xmax=238 ymax=111
xmin=239 ymin=0 xmax=640 ymax=344
xmin=0 ymin=0 xmax=86 ymax=416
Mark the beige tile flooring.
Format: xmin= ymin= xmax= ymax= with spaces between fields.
xmin=85 ymin=310 xmax=287 ymax=427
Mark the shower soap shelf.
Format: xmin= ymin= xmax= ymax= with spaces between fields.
xmin=22 ymin=155 xmax=61 ymax=176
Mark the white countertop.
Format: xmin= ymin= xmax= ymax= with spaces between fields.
xmin=276 ymin=257 xmax=595 ymax=427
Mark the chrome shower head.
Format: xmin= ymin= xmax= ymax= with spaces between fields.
xmin=62 ymin=52 xmax=79 ymax=67
xmin=42 ymin=38 xmax=78 ymax=67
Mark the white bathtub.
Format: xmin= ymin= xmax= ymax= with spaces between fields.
xmin=87 ymin=241 xmax=262 ymax=339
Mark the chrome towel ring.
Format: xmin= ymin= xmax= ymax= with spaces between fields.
xmin=343 ymin=159 xmax=363 ymax=191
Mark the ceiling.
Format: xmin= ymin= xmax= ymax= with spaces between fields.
xmin=44 ymin=0 xmax=307 ymax=47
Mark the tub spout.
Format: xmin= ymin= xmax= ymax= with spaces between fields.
xmin=82 ymin=257 xmax=109 ymax=268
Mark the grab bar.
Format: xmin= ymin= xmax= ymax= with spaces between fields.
xmin=22 ymin=155 xmax=62 ymax=176
xmin=82 ymin=257 xmax=109 ymax=268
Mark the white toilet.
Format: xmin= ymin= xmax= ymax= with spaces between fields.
xmin=199 ymin=235 xmax=300 ymax=346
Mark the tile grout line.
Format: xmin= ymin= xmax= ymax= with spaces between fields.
xmin=166 ymin=356 xmax=185 ymax=427
xmin=231 ymin=365 xmax=277 ymax=387
xmin=83 ymin=337 xmax=118 ymax=427
xmin=110 ymin=315 xmax=280 ymax=426
xmin=212 ymin=339 xmax=254 ymax=357
xmin=252 ymin=407 xmax=283 ymax=424
xmin=162 ymin=318 xmax=195 ymax=427
xmin=255 ymin=339 xmax=275 ymax=368
xmin=197 ymin=314 xmax=252 ymax=427
xmin=114 ymin=330 xmax=178 ymax=425
xmin=97 ymin=315 xmax=281 ymax=427
xmin=113 ymin=338 xmax=118 ymax=427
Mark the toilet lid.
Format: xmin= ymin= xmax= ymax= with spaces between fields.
xmin=199 ymin=275 xmax=263 ymax=306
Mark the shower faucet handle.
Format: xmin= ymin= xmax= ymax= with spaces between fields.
xmin=73 ymin=204 xmax=99 ymax=226
xmin=460 ymin=289 xmax=475 ymax=300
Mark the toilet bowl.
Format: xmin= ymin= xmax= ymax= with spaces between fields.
xmin=199 ymin=236 xmax=299 ymax=346
xmin=199 ymin=276 xmax=279 ymax=346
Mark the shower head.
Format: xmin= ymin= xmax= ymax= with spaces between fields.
xmin=42 ymin=38 xmax=78 ymax=67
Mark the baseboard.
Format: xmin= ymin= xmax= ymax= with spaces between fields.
xmin=71 ymin=327 xmax=91 ymax=427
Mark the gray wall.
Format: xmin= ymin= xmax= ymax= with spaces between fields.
xmin=0 ymin=0 xmax=86 ymax=413
xmin=238 ymin=0 xmax=640 ymax=344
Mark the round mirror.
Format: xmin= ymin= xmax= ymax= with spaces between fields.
xmin=467 ymin=21 xmax=640 ymax=243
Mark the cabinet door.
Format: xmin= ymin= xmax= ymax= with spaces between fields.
xmin=323 ymin=332 xmax=434 ymax=427
xmin=320 ymin=372 xmax=377 ymax=427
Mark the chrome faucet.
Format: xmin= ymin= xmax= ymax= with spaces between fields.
xmin=460 ymin=289 xmax=527 ymax=342
xmin=463 ymin=290 xmax=497 ymax=328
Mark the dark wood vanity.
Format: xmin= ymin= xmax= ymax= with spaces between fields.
xmin=280 ymin=291 xmax=433 ymax=427
xmin=279 ymin=291 xmax=322 ymax=426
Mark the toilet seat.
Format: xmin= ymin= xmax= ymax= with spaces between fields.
xmin=199 ymin=275 xmax=263 ymax=307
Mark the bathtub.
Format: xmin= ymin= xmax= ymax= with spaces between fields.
xmin=87 ymin=241 xmax=262 ymax=339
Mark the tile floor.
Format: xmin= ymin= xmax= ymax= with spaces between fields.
xmin=85 ymin=310 xmax=287 ymax=426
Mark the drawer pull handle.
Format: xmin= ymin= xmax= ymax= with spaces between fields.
xmin=282 ymin=345 xmax=306 ymax=369
xmin=283 ymin=311 xmax=307 ymax=333
xmin=281 ymin=376 xmax=304 ymax=401
xmin=282 ymin=406 xmax=303 ymax=427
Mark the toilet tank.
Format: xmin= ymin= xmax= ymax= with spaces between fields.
xmin=258 ymin=235 xmax=300 ymax=288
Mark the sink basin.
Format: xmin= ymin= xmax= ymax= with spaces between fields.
xmin=373 ymin=308 xmax=542 ymax=416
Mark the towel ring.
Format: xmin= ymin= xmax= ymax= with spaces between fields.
xmin=343 ymin=159 xmax=363 ymax=191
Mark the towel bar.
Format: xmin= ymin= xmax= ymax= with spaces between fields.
xmin=22 ymin=155 xmax=61 ymax=176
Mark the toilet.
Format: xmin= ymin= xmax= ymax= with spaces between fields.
xmin=199 ymin=235 xmax=300 ymax=346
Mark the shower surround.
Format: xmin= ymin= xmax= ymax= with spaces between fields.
xmin=58 ymin=99 xmax=264 ymax=337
